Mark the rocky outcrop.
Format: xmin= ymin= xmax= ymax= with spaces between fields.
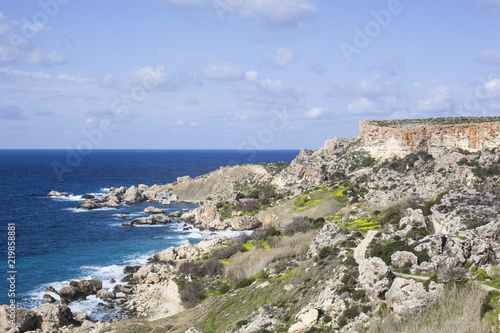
xmin=360 ymin=117 xmax=500 ymax=159
xmin=47 ymin=190 xmax=68 ymax=197
xmin=59 ymin=279 xmax=102 ymax=304
xmin=153 ymin=237 xmax=226 ymax=262
xmin=386 ymin=278 xmax=443 ymax=316
xmin=358 ymin=257 xmax=393 ymax=300
xmin=122 ymin=185 xmax=145 ymax=204
xmin=144 ymin=206 xmax=166 ymax=214
xmin=124 ymin=214 xmax=171 ymax=226
xmin=227 ymin=216 xmax=262 ymax=231
xmin=391 ymin=251 xmax=418 ymax=268
xmin=0 ymin=305 xmax=39 ymax=332
xmin=307 ymin=223 xmax=345 ymax=258
xmin=32 ymin=304 xmax=74 ymax=330
xmin=76 ymin=199 xmax=101 ymax=210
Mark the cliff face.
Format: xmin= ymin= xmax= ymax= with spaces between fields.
xmin=359 ymin=117 xmax=500 ymax=159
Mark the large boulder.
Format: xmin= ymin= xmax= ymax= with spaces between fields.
xmin=391 ymin=251 xmax=418 ymax=268
xmin=102 ymin=199 xmax=120 ymax=209
xmin=138 ymin=184 xmax=149 ymax=192
xmin=386 ymin=278 xmax=443 ymax=316
xmin=358 ymin=257 xmax=393 ymax=300
xmin=307 ymin=223 xmax=345 ymax=258
xmin=59 ymin=285 xmax=86 ymax=304
xmin=0 ymin=305 xmax=39 ymax=332
xmin=180 ymin=212 xmax=195 ymax=221
xmin=47 ymin=190 xmax=67 ymax=197
xmin=122 ymin=185 xmax=145 ymax=204
xmin=69 ymin=279 xmax=102 ymax=295
xmin=227 ymin=216 xmax=261 ymax=231
xmin=76 ymin=200 xmax=101 ymax=210
xmin=33 ymin=304 xmax=74 ymax=330
xmin=142 ymin=190 xmax=157 ymax=201
xmin=130 ymin=214 xmax=171 ymax=225
xmin=144 ymin=206 xmax=166 ymax=214
xmin=96 ymin=288 xmax=115 ymax=301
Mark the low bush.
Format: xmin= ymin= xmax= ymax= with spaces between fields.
xmin=178 ymin=261 xmax=202 ymax=276
xmin=284 ymin=217 xmax=312 ymax=236
xmin=369 ymin=240 xmax=430 ymax=265
xmin=235 ymin=277 xmax=256 ymax=289
xmin=202 ymin=259 xmax=224 ymax=277
xmin=180 ymin=281 xmax=205 ymax=308
xmin=213 ymin=244 xmax=244 ymax=261
xmin=265 ymin=226 xmax=281 ymax=237
xmin=225 ymin=231 xmax=316 ymax=280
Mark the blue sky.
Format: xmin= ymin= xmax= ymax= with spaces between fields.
xmin=0 ymin=0 xmax=499 ymax=149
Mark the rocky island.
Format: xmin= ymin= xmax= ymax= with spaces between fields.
xmin=3 ymin=116 xmax=500 ymax=333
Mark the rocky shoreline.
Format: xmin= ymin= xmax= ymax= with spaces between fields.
xmin=4 ymin=116 xmax=500 ymax=332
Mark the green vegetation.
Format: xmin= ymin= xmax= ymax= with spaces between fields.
xmin=368 ymin=239 xmax=430 ymax=265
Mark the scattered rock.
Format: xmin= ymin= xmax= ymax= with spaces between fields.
xmin=386 ymin=277 xmax=442 ymax=316
xmin=47 ymin=190 xmax=67 ymax=197
xmin=74 ymin=311 xmax=90 ymax=322
xmin=0 ymin=305 xmax=38 ymax=332
xmin=144 ymin=206 xmax=167 ymax=214
xmin=76 ymin=199 xmax=101 ymax=210
xmin=33 ymin=303 xmax=74 ymax=330
xmin=391 ymin=251 xmax=418 ymax=268
xmin=96 ymin=288 xmax=115 ymax=301
xmin=42 ymin=294 xmax=56 ymax=304
xmin=227 ymin=216 xmax=262 ymax=230
xmin=80 ymin=194 xmax=95 ymax=200
xmin=45 ymin=286 xmax=58 ymax=294
xmin=358 ymin=257 xmax=393 ymax=300
xmin=169 ymin=211 xmax=182 ymax=218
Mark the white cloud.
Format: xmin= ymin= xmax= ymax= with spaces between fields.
xmin=265 ymin=48 xmax=297 ymax=67
xmin=417 ymin=84 xmax=451 ymax=112
xmin=125 ymin=66 xmax=173 ymax=90
xmin=245 ymin=71 xmax=259 ymax=81
xmin=347 ymin=96 xmax=406 ymax=115
xmin=236 ymin=0 xmax=316 ymax=25
xmin=0 ymin=105 xmax=26 ymax=120
xmin=204 ymin=62 xmax=245 ymax=80
xmin=162 ymin=0 xmax=316 ymax=26
xmin=305 ymin=107 xmax=324 ymax=118
xmin=99 ymin=73 xmax=116 ymax=88
xmin=476 ymin=50 xmax=500 ymax=66
xmin=484 ymin=78 xmax=500 ymax=98
xmin=237 ymin=75 xmax=302 ymax=109
xmin=329 ymin=75 xmax=400 ymax=97
xmin=0 ymin=13 xmax=65 ymax=66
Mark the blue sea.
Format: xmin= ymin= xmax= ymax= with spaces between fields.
xmin=0 ymin=149 xmax=299 ymax=320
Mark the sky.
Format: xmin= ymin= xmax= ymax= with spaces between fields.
xmin=0 ymin=0 xmax=499 ymax=150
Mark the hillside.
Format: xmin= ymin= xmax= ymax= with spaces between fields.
xmin=4 ymin=116 xmax=500 ymax=333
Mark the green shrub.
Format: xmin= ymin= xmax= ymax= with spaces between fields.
xmin=406 ymin=227 xmax=431 ymax=240
xmin=423 ymin=274 xmax=438 ymax=291
xmin=235 ymin=277 xmax=256 ymax=289
xmin=381 ymin=207 xmax=401 ymax=226
xmin=337 ymin=316 xmax=348 ymax=328
xmin=369 ymin=240 xmax=430 ymax=265
xmin=316 ymin=246 xmax=340 ymax=261
xmin=343 ymin=305 xmax=360 ymax=319
xmin=351 ymin=289 xmax=366 ymax=300
xmin=180 ymin=281 xmax=205 ymax=308
xmin=265 ymin=226 xmax=281 ymax=237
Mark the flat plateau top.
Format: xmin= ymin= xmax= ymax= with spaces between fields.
xmin=364 ymin=116 xmax=500 ymax=129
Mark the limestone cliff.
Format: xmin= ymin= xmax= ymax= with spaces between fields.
xmin=360 ymin=117 xmax=500 ymax=159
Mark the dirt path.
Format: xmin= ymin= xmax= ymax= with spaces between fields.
xmin=354 ymin=230 xmax=378 ymax=265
